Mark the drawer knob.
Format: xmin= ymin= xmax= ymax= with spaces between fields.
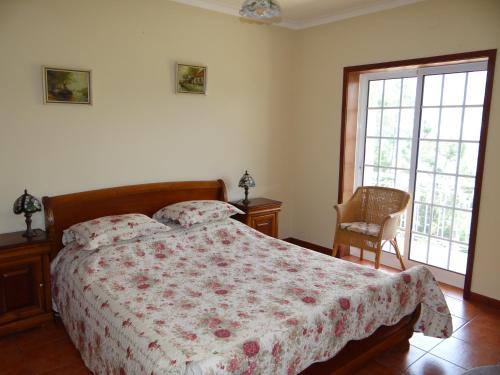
xmin=39 ymin=283 xmax=44 ymax=287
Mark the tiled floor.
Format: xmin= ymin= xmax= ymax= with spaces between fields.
xmin=1 ymin=256 xmax=499 ymax=375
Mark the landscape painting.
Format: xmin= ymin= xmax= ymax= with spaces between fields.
xmin=43 ymin=67 xmax=91 ymax=104
xmin=176 ymin=64 xmax=207 ymax=94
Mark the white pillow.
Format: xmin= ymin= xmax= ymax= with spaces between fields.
xmin=62 ymin=213 xmax=170 ymax=250
xmin=153 ymin=200 xmax=243 ymax=228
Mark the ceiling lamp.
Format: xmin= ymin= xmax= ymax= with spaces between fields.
xmin=239 ymin=0 xmax=281 ymax=20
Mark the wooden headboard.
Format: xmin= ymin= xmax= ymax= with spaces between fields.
xmin=43 ymin=180 xmax=227 ymax=257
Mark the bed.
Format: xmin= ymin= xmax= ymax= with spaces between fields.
xmin=43 ymin=180 xmax=452 ymax=375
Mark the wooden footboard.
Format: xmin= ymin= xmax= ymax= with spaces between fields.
xmin=301 ymin=304 xmax=421 ymax=374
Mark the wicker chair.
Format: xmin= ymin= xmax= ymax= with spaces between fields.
xmin=332 ymin=186 xmax=410 ymax=270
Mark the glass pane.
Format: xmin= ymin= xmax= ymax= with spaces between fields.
xmin=428 ymin=238 xmax=450 ymax=269
xmin=410 ymin=234 xmax=428 ymax=263
xmin=383 ymin=79 xmax=401 ymax=107
xmin=397 ymin=139 xmax=412 ymax=169
xmin=364 ymin=138 xmax=379 ymax=166
xmin=379 ymin=139 xmax=396 ymax=167
xmin=456 ymin=177 xmax=475 ymax=210
xmin=368 ymin=80 xmax=384 ymax=107
xmin=395 ymin=169 xmax=410 ymax=191
xmin=417 ymin=140 xmax=437 ymax=172
xmin=449 ymin=243 xmax=468 ymax=274
xmin=465 ymin=71 xmax=487 ymax=105
xmin=453 ymin=210 xmax=471 ymax=243
xmin=436 ymin=142 xmax=459 ymax=174
xmin=366 ymin=109 xmax=382 ymax=136
xmin=381 ymin=109 xmax=399 ymax=137
xmin=402 ymin=77 xmax=417 ymax=107
xmin=434 ymin=174 xmax=456 ymax=207
xmin=396 ymin=232 xmax=406 ymax=255
xmin=462 ymin=107 xmax=482 ymax=141
xmin=422 ymin=75 xmax=442 ymax=106
xmin=439 ymin=108 xmax=463 ymax=140
xmin=364 ymin=166 xmax=378 ymax=185
xmin=420 ymin=108 xmax=439 ymax=139
xmin=413 ymin=203 xmax=431 ymax=235
xmin=379 ymin=168 xmax=395 ymax=187
xmin=459 ymin=143 xmax=479 ymax=176
xmin=442 ymin=73 xmax=466 ymax=106
xmin=431 ymin=206 xmax=453 ymax=239
xmin=415 ymin=172 xmax=433 ymax=203
xmin=399 ymin=108 xmax=414 ymax=138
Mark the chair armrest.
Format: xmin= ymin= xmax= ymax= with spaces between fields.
xmin=334 ymin=200 xmax=358 ymax=224
xmin=380 ymin=208 xmax=407 ymax=240
xmin=334 ymin=203 xmax=348 ymax=224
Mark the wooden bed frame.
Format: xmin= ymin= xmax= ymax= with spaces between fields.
xmin=43 ymin=179 xmax=420 ymax=375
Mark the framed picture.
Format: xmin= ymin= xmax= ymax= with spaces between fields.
xmin=43 ymin=67 xmax=92 ymax=104
xmin=176 ymin=63 xmax=207 ymax=94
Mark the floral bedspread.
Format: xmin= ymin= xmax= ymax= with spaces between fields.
xmin=51 ymin=219 xmax=452 ymax=375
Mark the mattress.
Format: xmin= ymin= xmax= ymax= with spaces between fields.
xmin=51 ymin=218 xmax=452 ymax=375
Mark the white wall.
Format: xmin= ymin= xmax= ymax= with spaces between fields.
xmin=0 ymin=0 xmax=296 ymax=237
xmin=292 ymin=0 xmax=500 ymax=299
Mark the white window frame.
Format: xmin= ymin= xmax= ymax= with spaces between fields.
xmin=354 ymin=61 xmax=487 ymax=288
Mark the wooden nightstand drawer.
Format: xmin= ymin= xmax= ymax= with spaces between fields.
xmin=0 ymin=255 xmax=46 ymax=324
xmin=231 ymin=198 xmax=282 ymax=238
xmin=0 ymin=230 xmax=53 ymax=336
xmin=250 ymin=213 xmax=277 ymax=237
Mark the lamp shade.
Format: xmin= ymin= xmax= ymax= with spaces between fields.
xmin=239 ymin=0 xmax=281 ymax=20
xmin=13 ymin=189 xmax=41 ymax=215
xmin=238 ymin=170 xmax=256 ymax=189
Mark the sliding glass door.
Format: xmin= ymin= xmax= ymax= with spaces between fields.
xmin=355 ymin=62 xmax=487 ymax=286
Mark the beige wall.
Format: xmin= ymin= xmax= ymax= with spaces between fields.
xmin=1 ymin=0 xmax=499 ymax=299
xmin=0 ymin=0 xmax=296 ymax=237
xmin=292 ymin=0 xmax=500 ymax=299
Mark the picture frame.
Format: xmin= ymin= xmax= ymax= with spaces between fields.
xmin=43 ymin=67 xmax=92 ymax=104
xmin=176 ymin=63 xmax=207 ymax=95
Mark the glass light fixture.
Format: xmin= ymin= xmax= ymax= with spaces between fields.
xmin=239 ymin=0 xmax=281 ymax=20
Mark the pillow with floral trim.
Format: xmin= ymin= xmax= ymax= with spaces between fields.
xmin=153 ymin=200 xmax=244 ymax=228
xmin=62 ymin=213 xmax=171 ymax=250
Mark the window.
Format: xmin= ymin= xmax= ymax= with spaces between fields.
xmin=354 ymin=62 xmax=488 ymax=285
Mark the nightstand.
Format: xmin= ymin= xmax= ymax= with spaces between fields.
xmin=0 ymin=230 xmax=53 ymax=336
xmin=231 ymin=198 xmax=282 ymax=238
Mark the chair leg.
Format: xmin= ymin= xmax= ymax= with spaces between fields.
xmin=391 ymin=238 xmax=406 ymax=271
xmin=332 ymin=243 xmax=339 ymax=257
xmin=359 ymin=247 xmax=364 ymax=261
xmin=374 ymin=245 xmax=381 ymax=269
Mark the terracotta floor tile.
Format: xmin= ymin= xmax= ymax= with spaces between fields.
xmin=354 ymin=360 xmax=404 ymax=375
xmin=439 ymin=283 xmax=464 ymax=300
xmin=0 ymin=341 xmax=23 ymax=369
xmin=451 ymin=314 xmax=468 ymax=332
xmin=445 ymin=296 xmax=482 ymax=320
xmin=3 ymin=364 xmax=34 ymax=375
xmin=405 ymin=353 xmax=466 ymax=375
xmin=0 ymin=333 xmax=20 ymax=351
xmin=19 ymin=336 xmax=82 ymax=374
xmin=8 ymin=320 xmax=68 ymax=352
xmin=375 ymin=344 xmax=426 ymax=371
xmin=430 ymin=336 xmax=500 ymax=369
xmin=409 ymin=332 xmax=444 ymax=351
xmin=38 ymin=363 xmax=92 ymax=375
xmin=453 ymin=315 xmax=500 ymax=347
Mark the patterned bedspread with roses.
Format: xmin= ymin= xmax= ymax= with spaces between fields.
xmin=51 ymin=218 xmax=452 ymax=375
